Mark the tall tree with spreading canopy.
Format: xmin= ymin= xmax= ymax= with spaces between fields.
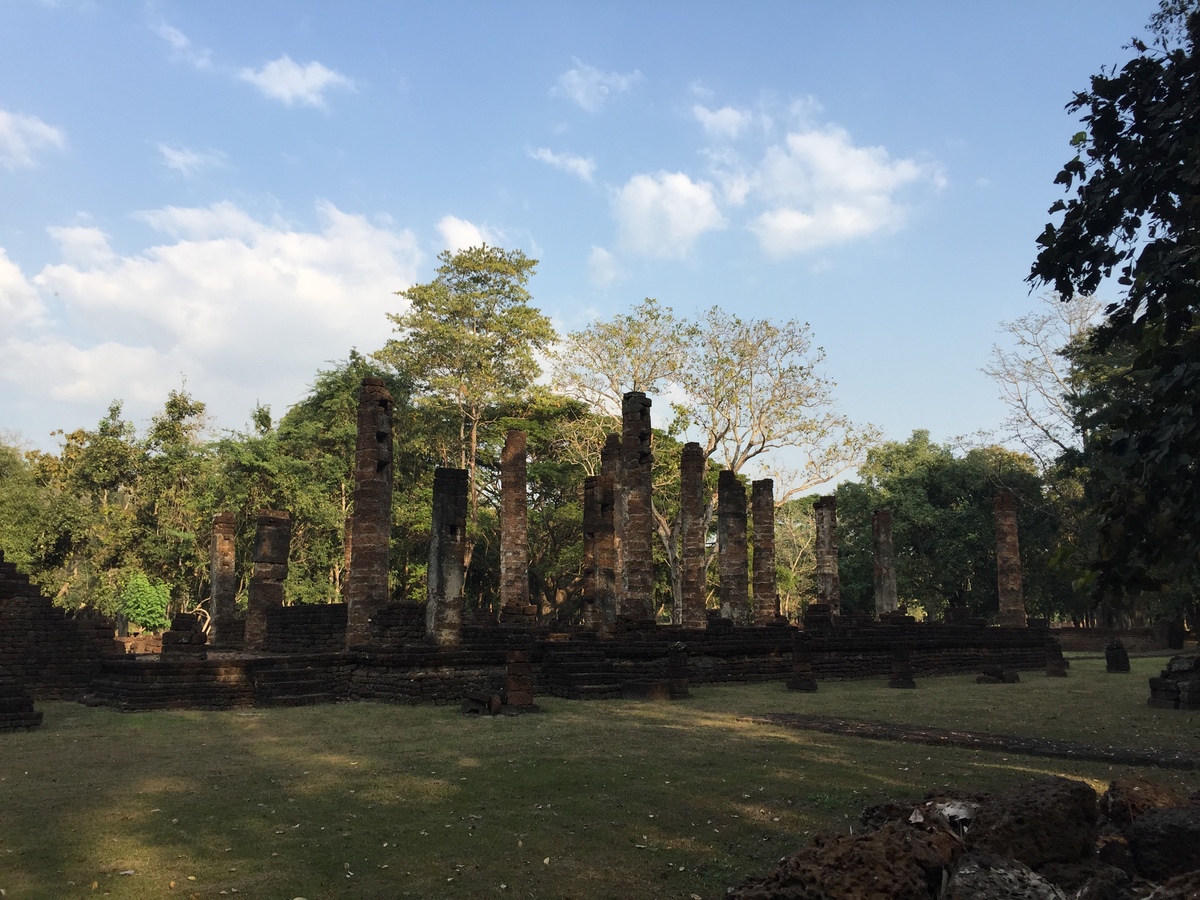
xmin=376 ymin=245 xmax=557 ymax=555
xmin=554 ymin=298 xmax=876 ymax=617
xmin=1029 ymin=1 xmax=1200 ymax=596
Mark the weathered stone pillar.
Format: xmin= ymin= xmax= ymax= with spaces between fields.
xmin=994 ymin=491 xmax=1026 ymax=628
xmin=751 ymin=478 xmax=778 ymax=624
xmin=717 ymin=470 xmax=750 ymax=624
xmin=208 ymin=512 xmax=238 ymax=646
xmin=427 ymin=467 xmax=468 ymax=645
xmin=602 ymin=432 xmax=624 ymax=611
xmin=813 ymin=495 xmax=841 ymax=616
xmin=680 ymin=442 xmax=707 ymax=628
xmin=506 ymin=649 xmax=535 ymax=708
xmin=583 ymin=474 xmax=617 ymax=633
xmin=500 ymin=429 xmax=529 ymax=612
xmin=872 ymin=509 xmax=898 ymax=617
xmin=345 ymin=377 xmax=394 ymax=649
xmin=787 ymin=633 xmax=818 ymax=692
xmin=621 ymin=392 xmax=655 ymax=620
xmin=245 ymin=509 xmax=291 ymax=650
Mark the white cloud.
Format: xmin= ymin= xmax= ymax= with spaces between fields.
xmin=0 ymin=248 xmax=46 ymax=327
xmin=553 ymin=60 xmax=641 ymax=112
xmin=152 ymin=21 xmax=214 ymax=71
xmin=46 ymin=225 xmax=117 ymax=268
xmin=692 ymin=103 xmax=753 ymax=140
xmin=587 ymin=246 xmax=620 ymax=286
xmin=238 ymin=55 xmax=355 ymax=109
xmin=157 ymin=143 xmax=228 ymax=176
xmin=530 ymin=147 xmax=596 ymax=182
xmin=435 ymin=215 xmax=500 ymax=254
xmin=747 ymin=125 xmax=943 ymax=257
xmin=2 ymin=202 xmax=421 ymax=440
xmin=613 ymin=171 xmax=726 ymax=259
xmin=0 ymin=109 xmax=65 ymax=171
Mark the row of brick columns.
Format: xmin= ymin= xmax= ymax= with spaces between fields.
xmin=811 ymin=492 xmax=1027 ymax=624
xmin=208 ymin=379 xmax=1029 ymax=648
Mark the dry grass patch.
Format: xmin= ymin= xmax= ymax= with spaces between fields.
xmin=0 ymin=654 xmax=1196 ymax=899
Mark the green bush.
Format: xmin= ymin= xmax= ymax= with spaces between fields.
xmin=120 ymin=572 xmax=171 ymax=631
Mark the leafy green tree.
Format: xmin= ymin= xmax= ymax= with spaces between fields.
xmin=1029 ymin=1 xmax=1200 ymax=598
xmin=835 ymin=431 xmax=1072 ymax=622
xmin=210 ymin=353 xmax=427 ymax=606
xmin=120 ymin=571 xmax=171 ymax=631
xmin=376 ymin=245 xmax=558 ymax=551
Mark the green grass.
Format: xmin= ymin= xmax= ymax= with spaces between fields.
xmin=1 ymin=653 xmax=1197 ymax=900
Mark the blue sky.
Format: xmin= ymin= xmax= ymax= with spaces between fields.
xmin=0 ymin=1 xmax=1159 ymax=457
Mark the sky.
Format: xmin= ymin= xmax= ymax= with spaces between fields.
xmin=0 ymin=1 xmax=1162 ymax=460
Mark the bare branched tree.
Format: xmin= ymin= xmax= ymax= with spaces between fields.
xmin=982 ymin=293 xmax=1102 ymax=469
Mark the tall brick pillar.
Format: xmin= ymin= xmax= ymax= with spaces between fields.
xmin=427 ymin=467 xmax=468 ymax=645
xmin=583 ymin=474 xmax=617 ymax=633
xmin=345 ymin=377 xmax=394 ymax=649
xmin=718 ymin=470 xmax=749 ymax=624
xmin=621 ymin=392 xmax=655 ymax=620
xmin=994 ymin=491 xmax=1026 ymax=627
xmin=680 ymin=442 xmax=707 ymax=628
xmin=601 ymin=432 xmax=624 ymax=611
xmin=814 ymin=495 xmax=840 ymax=616
xmin=245 ymin=509 xmax=291 ymax=650
xmin=872 ymin=509 xmax=898 ymax=617
xmin=751 ymin=478 xmax=778 ymax=624
xmin=208 ymin=512 xmax=238 ymax=647
xmin=500 ymin=429 xmax=529 ymax=612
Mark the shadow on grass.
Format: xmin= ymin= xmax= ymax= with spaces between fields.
xmin=2 ymin=670 xmax=1199 ymax=900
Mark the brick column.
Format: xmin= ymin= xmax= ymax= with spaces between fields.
xmin=872 ymin=509 xmax=899 ymax=617
xmin=814 ymin=495 xmax=841 ymax=616
xmin=500 ymin=429 xmax=529 ymax=611
xmin=717 ymin=470 xmax=749 ymax=624
xmin=751 ymin=478 xmax=777 ymax=624
xmin=426 ymin=467 xmax=468 ymax=645
xmin=601 ymin=432 xmax=623 ymax=611
xmin=994 ymin=491 xmax=1026 ymax=628
xmin=583 ymin=474 xmax=617 ymax=633
xmin=208 ymin=512 xmax=238 ymax=647
xmin=680 ymin=442 xmax=707 ymax=628
xmin=245 ymin=509 xmax=291 ymax=650
xmin=621 ymin=392 xmax=655 ymax=620
xmin=345 ymin=377 xmax=394 ymax=649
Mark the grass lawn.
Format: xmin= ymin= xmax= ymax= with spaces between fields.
xmin=1 ymin=652 xmax=1197 ymax=900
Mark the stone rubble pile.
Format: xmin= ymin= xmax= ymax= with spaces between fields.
xmin=1147 ymin=654 xmax=1200 ymax=710
xmin=730 ymin=775 xmax=1200 ymax=900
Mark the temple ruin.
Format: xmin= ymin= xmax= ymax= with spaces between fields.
xmin=0 ymin=378 xmax=1062 ymax=713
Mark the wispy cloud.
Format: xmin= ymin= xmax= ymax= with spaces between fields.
xmin=0 ymin=109 xmax=65 ymax=171
xmin=587 ymin=246 xmax=621 ymax=286
xmin=553 ymin=60 xmax=641 ymax=113
xmin=692 ymin=103 xmax=754 ymax=140
xmin=156 ymin=143 xmax=228 ymax=177
xmin=238 ymin=55 xmax=355 ymax=109
xmin=152 ymin=21 xmax=214 ymax=71
xmin=530 ymin=147 xmax=596 ymax=182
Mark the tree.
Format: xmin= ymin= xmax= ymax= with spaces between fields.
xmin=982 ymin=293 xmax=1102 ymax=469
xmin=1029 ymin=2 xmax=1200 ymax=596
xmin=119 ymin=571 xmax=171 ymax=632
xmin=376 ymin=245 xmax=557 ymax=553
xmin=774 ymin=495 xmax=817 ymax=622
xmin=554 ymin=299 xmax=876 ymax=617
xmin=835 ymin=431 xmax=1072 ymax=622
